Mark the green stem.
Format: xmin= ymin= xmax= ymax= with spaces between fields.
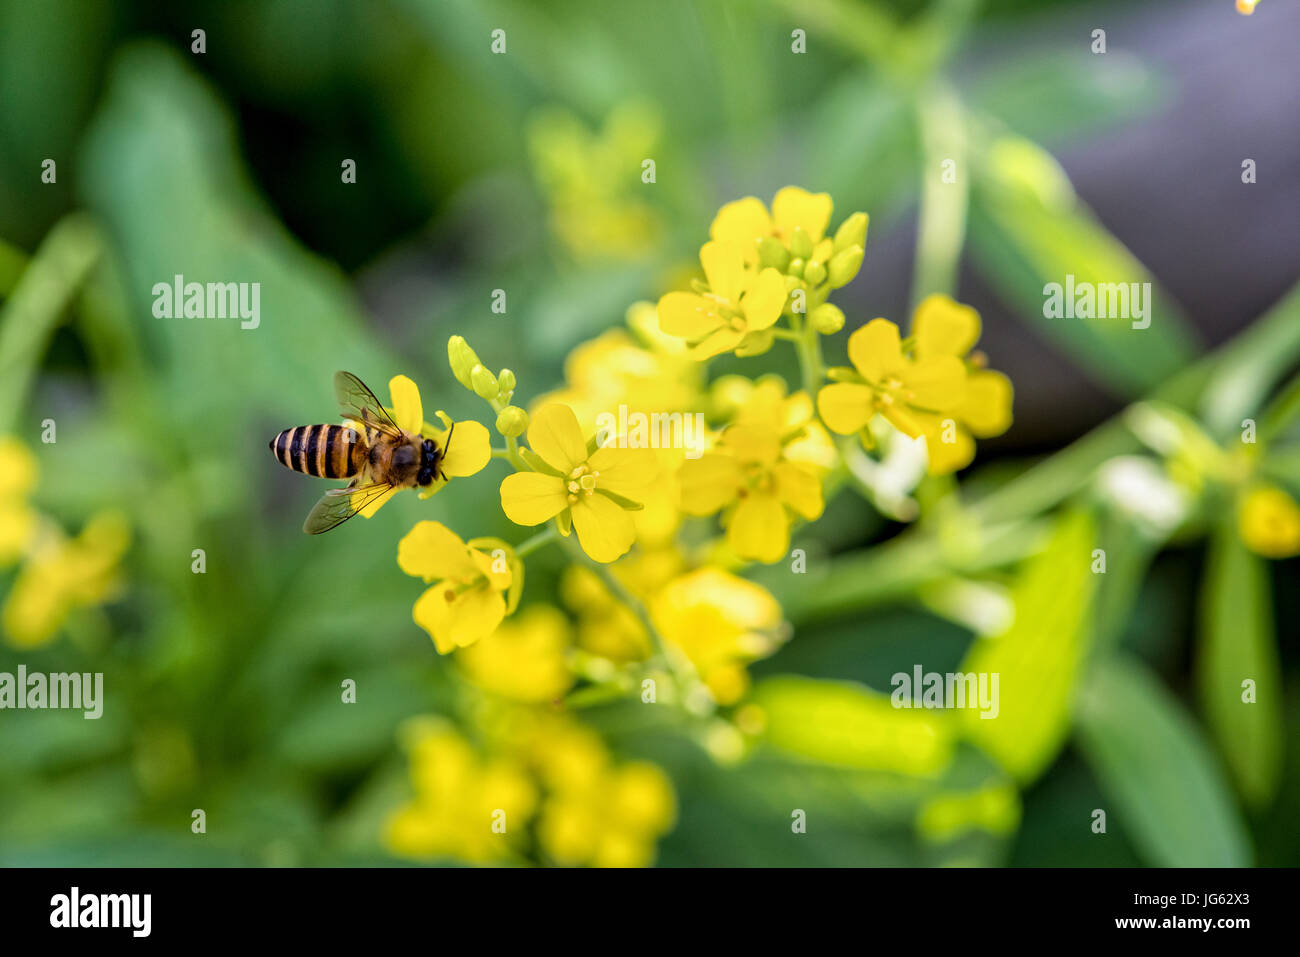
xmin=513 ymin=526 xmax=559 ymax=558
xmin=793 ymin=323 xmax=826 ymax=396
xmin=909 ymin=82 xmax=969 ymax=312
xmin=0 ymin=215 xmax=103 ymax=433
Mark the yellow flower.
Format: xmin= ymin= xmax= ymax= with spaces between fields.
xmin=709 ymin=186 xmax=867 ymax=290
xmin=908 ymin=295 xmax=1013 ymax=474
xmin=559 ymin=548 xmax=685 ymax=663
xmin=385 ymin=721 xmax=537 ymax=863
xmin=538 ymin=760 xmax=676 ymax=867
xmin=3 ymin=510 xmax=130 ymax=648
xmin=711 ymin=185 xmax=834 ymax=264
xmin=818 ymin=317 xmax=966 ymax=442
xmin=527 ymin=102 xmax=663 ymax=261
xmin=678 ymin=386 xmax=826 ymax=563
xmin=456 ymin=605 xmax=575 ymax=703
xmin=651 ymin=567 xmax=784 ymax=705
xmin=499 ymin=404 xmax=655 ymax=563
xmin=536 ymin=304 xmax=703 ymax=428
xmin=354 ymin=375 xmax=492 ymax=518
xmin=1238 ymin=485 xmax=1300 ymax=558
xmin=657 ymin=241 xmax=786 ymax=359
xmin=398 ymin=521 xmax=514 ymax=653
xmin=0 ymin=437 xmax=38 ymax=566
xmin=1236 ymin=0 xmax=1259 ymax=14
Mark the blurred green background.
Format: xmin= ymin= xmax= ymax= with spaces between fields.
xmin=1 ymin=0 xmax=1298 ymax=866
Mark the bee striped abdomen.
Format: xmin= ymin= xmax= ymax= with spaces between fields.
xmin=271 ymin=425 xmax=361 ymax=478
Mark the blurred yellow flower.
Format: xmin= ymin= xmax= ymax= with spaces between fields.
xmin=386 ymin=721 xmax=537 ymax=863
xmin=559 ymin=547 xmax=685 ymax=663
xmin=0 ymin=437 xmax=38 ymax=566
xmin=528 ymin=102 xmax=663 ymax=261
xmin=499 ymin=404 xmax=655 ymax=563
xmin=354 ymin=375 xmax=491 ymax=518
xmin=3 ymin=510 xmax=130 ymax=648
xmin=523 ymin=715 xmax=675 ymax=867
xmin=678 ymin=384 xmax=826 ymax=563
xmin=1236 ymin=0 xmax=1259 ymax=14
xmin=457 ymin=604 xmax=575 ymax=703
xmin=537 ymin=306 xmax=703 ymax=426
xmin=398 ymin=521 xmax=513 ymax=653
xmin=651 ymin=567 xmax=784 ymax=705
xmin=1238 ymin=484 xmax=1300 ymax=558
xmin=657 ymin=241 xmax=786 ymax=359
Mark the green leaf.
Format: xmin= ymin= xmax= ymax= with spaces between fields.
xmin=968 ymin=136 xmax=1199 ymax=397
xmin=960 ymin=509 xmax=1096 ymax=783
xmin=1197 ymin=520 xmax=1283 ymax=807
xmin=752 ymin=675 xmax=955 ymax=777
xmin=968 ymin=51 xmax=1167 ymax=148
xmin=1075 ymin=655 xmax=1251 ymax=867
xmin=1199 ymin=281 xmax=1300 ymax=437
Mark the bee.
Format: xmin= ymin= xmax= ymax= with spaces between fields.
xmin=269 ymin=371 xmax=453 ymax=534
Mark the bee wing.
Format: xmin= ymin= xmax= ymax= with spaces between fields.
xmin=302 ymin=480 xmax=394 ymax=535
xmin=334 ymin=371 xmax=402 ymax=438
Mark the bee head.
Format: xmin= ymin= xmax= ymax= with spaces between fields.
xmin=417 ymin=438 xmax=437 ymax=486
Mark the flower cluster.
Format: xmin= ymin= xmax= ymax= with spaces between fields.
xmin=378 ymin=185 xmax=1020 ymax=867
xmin=386 ymin=711 xmax=675 ymax=867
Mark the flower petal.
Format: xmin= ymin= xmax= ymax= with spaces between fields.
xmin=925 ymin=423 xmax=976 ymax=475
xmin=571 ymin=493 xmax=636 ymax=563
xmin=710 ymin=197 xmax=773 ymax=260
xmin=470 ymin=546 xmax=513 ymax=592
xmin=689 ymin=326 xmax=745 ymax=360
xmin=847 ymin=319 xmax=905 ymax=383
xmin=957 ymin=369 xmax=1013 ymax=438
xmin=726 ymin=491 xmax=789 ymax=563
xmin=588 ymin=446 xmax=657 ymax=500
xmin=740 ymin=268 xmax=786 ymax=331
xmin=657 ymin=291 xmax=723 ymax=339
xmin=438 ymin=419 xmax=492 ymax=477
xmin=526 ymin=403 xmax=589 ymax=474
xmin=699 ymin=240 xmax=746 ymax=303
xmin=817 ymin=383 xmax=874 ymax=435
xmin=500 ymin=471 xmax=568 ymax=526
xmin=900 ymin=355 xmax=967 ymax=411
xmin=773 ymin=461 xmax=824 ymax=520
xmin=414 ymin=581 xmax=506 ymax=654
xmin=772 ymin=186 xmax=832 ymax=242
xmin=678 ymin=454 xmax=743 ymax=515
xmin=388 ymin=375 xmax=424 ymax=434
xmin=398 ymin=521 xmax=478 ymax=582
xmin=912 ymin=294 xmax=981 ymax=359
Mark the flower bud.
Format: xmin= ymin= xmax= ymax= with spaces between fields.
xmin=810 ymin=303 xmax=845 ymax=335
xmin=448 ymin=336 xmax=482 ymax=390
xmin=496 ymin=405 xmax=529 ymax=437
xmin=802 ymin=260 xmax=827 ymax=287
xmin=789 ymin=226 xmax=814 ymax=260
xmin=497 ymin=368 xmax=517 ymax=393
xmin=827 ymin=245 xmax=864 ymax=288
xmin=470 ymin=363 xmax=499 ymax=399
xmin=756 ymin=236 xmax=790 ymax=270
xmin=833 ymin=212 xmax=868 ymax=253
xmin=787 ymin=257 xmax=805 ymax=279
